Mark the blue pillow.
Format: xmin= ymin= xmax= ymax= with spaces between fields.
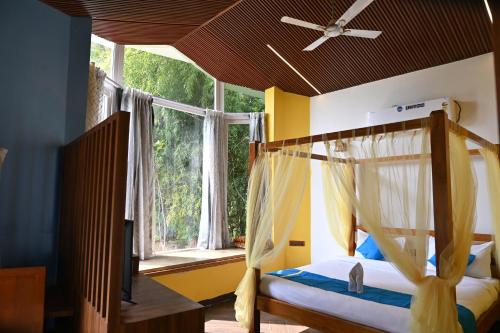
xmin=357 ymin=235 xmax=385 ymax=260
xmin=428 ymin=254 xmax=476 ymax=267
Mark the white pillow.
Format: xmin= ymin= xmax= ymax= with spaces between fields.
xmin=427 ymin=235 xmax=494 ymax=278
xmin=467 ymin=241 xmax=494 ymax=278
xmin=354 ymin=229 xmax=405 ymax=260
xmin=427 ymin=235 xmax=436 ymax=258
xmin=354 ymin=229 xmax=369 ymax=258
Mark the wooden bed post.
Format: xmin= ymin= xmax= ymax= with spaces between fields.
xmin=429 ymin=111 xmax=454 ymax=286
xmin=248 ymin=141 xmax=261 ymax=333
xmin=249 ymin=141 xmax=260 ymax=175
xmin=349 ymin=165 xmax=356 ymax=256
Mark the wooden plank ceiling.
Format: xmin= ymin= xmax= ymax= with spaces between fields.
xmin=42 ymin=0 xmax=240 ymax=44
xmin=44 ymin=0 xmax=492 ymax=96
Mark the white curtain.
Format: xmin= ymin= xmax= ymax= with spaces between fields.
xmin=85 ymin=63 xmax=106 ymax=130
xmin=235 ymin=143 xmax=311 ymax=330
xmin=249 ymin=112 xmax=265 ymax=143
xmin=323 ymin=128 xmax=476 ymax=333
xmin=480 ymin=148 xmax=500 ymax=274
xmin=109 ymin=86 xmax=123 ymax=115
xmin=198 ymin=110 xmax=230 ymax=249
xmin=122 ymin=88 xmax=154 ymax=260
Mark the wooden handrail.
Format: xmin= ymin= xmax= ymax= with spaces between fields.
xmin=59 ymin=112 xmax=130 ymax=332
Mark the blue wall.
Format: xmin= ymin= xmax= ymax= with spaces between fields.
xmin=0 ymin=0 xmax=91 ymax=284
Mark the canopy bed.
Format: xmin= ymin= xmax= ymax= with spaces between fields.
xmin=235 ymin=110 xmax=500 ymax=333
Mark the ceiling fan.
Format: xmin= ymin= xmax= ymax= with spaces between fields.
xmin=281 ymin=0 xmax=382 ymax=51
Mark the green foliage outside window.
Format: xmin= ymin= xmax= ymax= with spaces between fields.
xmin=124 ymin=48 xmax=213 ymax=251
xmin=151 ymin=106 xmax=204 ymax=250
xmin=224 ymin=90 xmax=265 ymax=239
xmin=90 ymin=42 xmax=112 ymax=75
xmin=91 ymin=43 xmax=264 ymax=251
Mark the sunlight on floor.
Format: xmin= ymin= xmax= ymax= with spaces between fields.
xmin=139 ymin=248 xmax=245 ymax=271
xmin=205 ymin=319 xmax=312 ymax=333
xmin=204 ymin=300 xmax=320 ymax=333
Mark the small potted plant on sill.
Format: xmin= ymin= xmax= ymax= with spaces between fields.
xmin=233 ymin=235 xmax=245 ymax=249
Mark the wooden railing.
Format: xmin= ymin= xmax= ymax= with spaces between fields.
xmin=59 ymin=112 xmax=129 ymax=333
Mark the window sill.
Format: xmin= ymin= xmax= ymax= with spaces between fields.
xmin=140 ymin=248 xmax=245 ymax=277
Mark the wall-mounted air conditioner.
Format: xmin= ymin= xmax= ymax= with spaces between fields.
xmin=367 ymin=97 xmax=458 ymax=126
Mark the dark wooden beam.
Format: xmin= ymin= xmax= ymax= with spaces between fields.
xmin=429 ymin=111 xmax=454 ymax=279
xmin=349 ymin=165 xmax=357 ymax=256
xmin=262 ymin=116 xmax=428 ymax=150
xmin=248 ymin=141 xmax=261 ymax=333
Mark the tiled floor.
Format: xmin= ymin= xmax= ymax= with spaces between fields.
xmin=139 ymin=248 xmax=245 ymax=271
xmin=205 ymin=299 xmax=321 ymax=333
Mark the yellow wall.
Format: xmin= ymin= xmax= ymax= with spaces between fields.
xmin=265 ymin=87 xmax=311 ymax=270
xmin=153 ymin=260 xmax=246 ymax=302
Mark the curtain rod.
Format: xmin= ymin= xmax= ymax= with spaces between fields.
xmin=105 ymin=76 xmax=122 ymax=89
xmin=105 ymin=77 xmax=252 ymax=121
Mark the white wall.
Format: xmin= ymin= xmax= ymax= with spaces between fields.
xmin=310 ymin=53 xmax=498 ymax=263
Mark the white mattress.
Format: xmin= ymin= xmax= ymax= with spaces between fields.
xmin=260 ymin=256 xmax=499 ymax=333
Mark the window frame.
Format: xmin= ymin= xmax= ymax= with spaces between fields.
xmin=94 ymin=35 xmax=262 ymax=253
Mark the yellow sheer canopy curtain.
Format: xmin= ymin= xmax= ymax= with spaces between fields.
xmin=480 ymin=147 xmax=500 ymax=274
xmin=411 ymin=132 xmax=476 ymax=333
xmin=234 ymin=143 xmax=311 ymax=330
xmin=324 ymin=128 xmax=432 ymax=284
xmin=321 ymin=160 xmax=353 ymax=254
xmin=323 ymin=128 xmax=476 ymax=333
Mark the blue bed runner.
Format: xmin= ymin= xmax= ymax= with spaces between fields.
xmin=268 ymin=268 xmax=476 ymax=333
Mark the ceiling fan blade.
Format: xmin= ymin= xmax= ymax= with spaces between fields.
xmin=335 ymin=0 xmax=375 ymax=26
xmin=343 ymin=29 xmax=382 ymax=39
xmin=281 ymin=16 xmax=326 ymax=32
xmin=303 ymin=36 xmax=330 ymax=51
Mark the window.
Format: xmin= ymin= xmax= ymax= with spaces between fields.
xmin=152 ymin=106 xmax=203 ymax=252
xmin=225 ymin=84 xmax=265 ymax=242
xmin=90 ymin=35 xmax=113 ymax=76
xmin=227 ymin=124 xmax=250 ymax=241
xmin=97 ymin=38 xmax=264 ymax=259
xmin=123 ymin=46 xmax=214 ymax=252
xmin=124 ymin=46 xmax=214 ymax=109
xmin=89 ymin=34 xmax=116 ymax=122
xmin=224 ymin=83 xmax=265 ymax=113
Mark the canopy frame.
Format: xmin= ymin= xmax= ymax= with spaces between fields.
xmin=247 ymin=110 xmax=500 ymax=333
